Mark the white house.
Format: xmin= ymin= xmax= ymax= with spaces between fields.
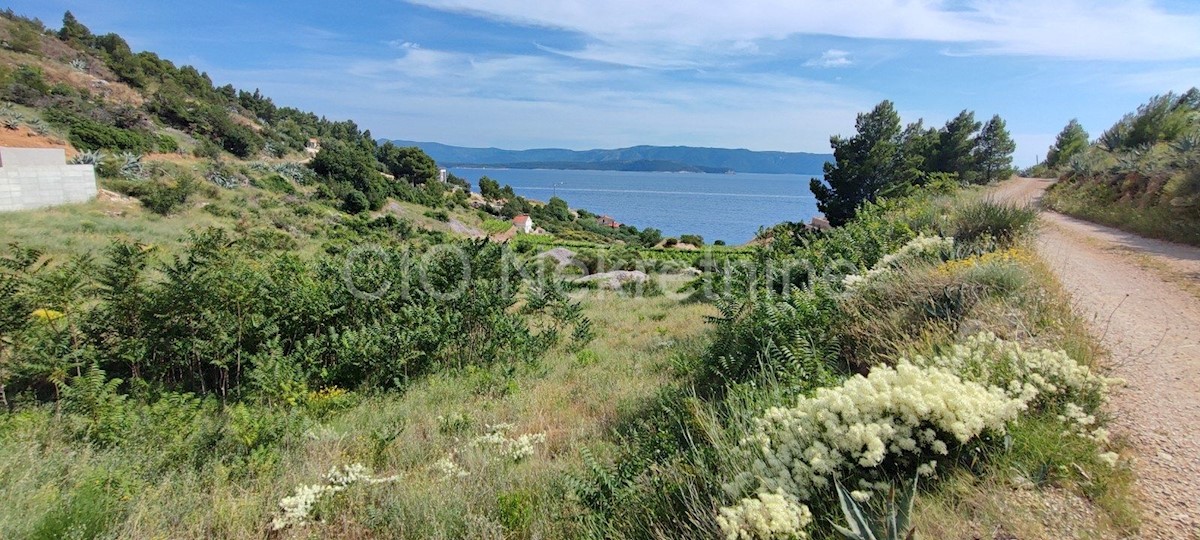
xmin=513 ymin=214 xmax=534 ymax=234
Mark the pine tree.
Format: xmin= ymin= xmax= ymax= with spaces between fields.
xmin=933 ymin=110 xmax=982 ymax=183
xmin=809 ymin=100 xmax=902 ymax=226
xmin=1045 ymin=119 xmax=1089 ymax=168
xmin=972 ymin=115 xmax=1017 ymax=184
xmin=58 ymin=11 xmax=93 ymax=46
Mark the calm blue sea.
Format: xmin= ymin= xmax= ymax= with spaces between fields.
xmin=450 ymin=168 xmax=820 ymax=245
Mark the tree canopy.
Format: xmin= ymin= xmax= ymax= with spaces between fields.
xmin=1045 ymin=119 xmax=1089 ymax=168
xmin=810 ymin=100 xmax=902 ymax=226
xmin=811 ymin=101 xmax=1017 ymax=225
xmin=973 ymin=115 xmax=1016 ymax=184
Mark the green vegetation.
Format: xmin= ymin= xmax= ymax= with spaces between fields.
xmin=0 ymin=10 xmax=1136 ymax=539
xmin=812 ymin=101 xmax=1016 ymax=226
xmin=1042 ymin=89 xmax=1200 ymax=245
xmin=473 ymin=176 xmax=671 ymax=246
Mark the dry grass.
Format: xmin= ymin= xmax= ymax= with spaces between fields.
xmin=0 ymin=275 xmax=714 ymax=539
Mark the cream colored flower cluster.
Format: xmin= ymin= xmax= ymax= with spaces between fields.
xmin=469 ymin=423 xmax=546 ymax=462
xmin=842 ymin=235 xmax=954 ymax=289
xmin=715 ymin=489 xmax=812 ymax=540
xmin=913 ymin=332 xmax=1113 ymax=409
xmin=271 ymin=463 xmax=400 ymax=531
xmin=433 ymin=454 xmax=470 ymax=479
xmin=727 ymin=362 xmax=1025 ymax=505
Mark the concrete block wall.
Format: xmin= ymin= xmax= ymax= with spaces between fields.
xmin=0 ymin=148 xmax=97 ymax=212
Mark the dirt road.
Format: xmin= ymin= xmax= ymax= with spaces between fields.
xmin=994 ymin=177 xmax=1200 ymax=539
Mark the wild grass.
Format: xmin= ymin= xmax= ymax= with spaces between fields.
xmin=0 ymin=183 xmax=1138 ymax=539
xmin=1043 ymin=180 xmax=1200 ymax=246
xmin=0 ymin=279 xmax=714 ymax=539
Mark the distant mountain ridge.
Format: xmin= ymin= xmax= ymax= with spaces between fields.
xmin=387 ymin=140 xmax=832 ymax=175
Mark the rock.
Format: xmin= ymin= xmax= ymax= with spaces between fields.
xmin=538 ymin=247 xmax=577 ymax=267
xmin=574 ymin=270 xmax=648 ymax=290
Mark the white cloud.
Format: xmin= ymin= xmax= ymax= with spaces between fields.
xmin=805 ymin=49 xmax=853 ymax=68
xmin=1118 ymin=66 xmax=1200 ymax=93
xmin=209 ymin=45 xmax=875 ymax=152
xmin=406 ymin=0 xmax=1200 ymax=62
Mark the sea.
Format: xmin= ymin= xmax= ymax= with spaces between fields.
xmin=449 ymin=168 xmax=821 ymax=245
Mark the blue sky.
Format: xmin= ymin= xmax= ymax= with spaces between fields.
xmin=11 ymin=1 xmax=1200 ymax=165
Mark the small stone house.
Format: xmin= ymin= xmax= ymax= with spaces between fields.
xmin=597 ymin=215 xmax=620 ymax=228
xmin=513 ymin=214 xmax=534 ymax=234
xmin=304 ymin=138 xmax=321 ymax=157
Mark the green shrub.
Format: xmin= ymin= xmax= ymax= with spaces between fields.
xmin=68 ymin=118 xmax=152 ymax=153
xmin=948 ymin=200 xmax=1037 ymax=249
xmin=342 ymin=190 xmax=370 ymax=214
xmin=155 ymin=133 xmax=179 ymax=153
xmin=251 ymin=173 xmax=296 ymax=195
xmin=424 ymin=209 xmax=450 ymax=222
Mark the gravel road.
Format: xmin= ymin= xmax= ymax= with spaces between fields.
xmin=994 ymin=177 xmax=1200 ymax=539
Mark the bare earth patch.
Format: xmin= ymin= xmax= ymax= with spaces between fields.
xmin=996 ymin=177 xmax=1200 ymax=539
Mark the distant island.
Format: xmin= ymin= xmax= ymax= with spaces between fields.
xmin=385 ymin=140 xmax=832 ymax=175
xmin=450 ymin=159 xmax=733 ymax=174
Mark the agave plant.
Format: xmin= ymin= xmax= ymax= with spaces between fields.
xmin=27 ymin=119 xmax=49 ymax=135
xmin=117 ymin=152 xmax=144 ymax=180
xmin=70 ymin=150 xmax=104 ymax=165
xmin=274 ymin=162 xmax=316 ymax=185
xmin=72 ymin=151 xmax=101 ymax=166
xmin=203 ymin=162 xmax=242 ymax=189
xmin=833 ymin=474 xmax=919 ymax=540
xmin=3 ymin=113 xmax=23 ymax=130
xmin=69 ymin=58 xmax=88 ymax=72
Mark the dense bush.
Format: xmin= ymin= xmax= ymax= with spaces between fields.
xmin=0 ymin=234 xmax=588 ymax=403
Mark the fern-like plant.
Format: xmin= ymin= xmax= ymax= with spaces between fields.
xmin=833 ymin=474 xmax=919 ymax=540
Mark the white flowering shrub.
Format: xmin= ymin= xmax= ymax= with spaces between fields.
xmin=433 ymin=454 xmax=470 ymax=479
xmin=716 ymin=489 xmax=812 ymax=540
xmin=469 ymin=423 xmax=546 ymax=462
xmin=843 ymin=235 xmax=954 ymax=290
xmin=719 ymin=332 xmax=1117 ymax=535
xmin=271 ymin=463 xmax=400 ymax=531
xmin=913 ymin=332 xmax=1114 ymax=411
xmin=726 ymin=362 xmax=1025 ymax=505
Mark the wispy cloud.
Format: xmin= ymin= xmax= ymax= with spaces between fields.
xmin=407 ymin=0 xmax=1200 ymax=62
xmin=211 ymin=43 xmax=875 ymax=151
xmin=805 ymin=49 xmax=853 ymax=68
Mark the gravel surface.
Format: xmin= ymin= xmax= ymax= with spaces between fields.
xmin=996 ymin=178 xmax=1200 ymax=539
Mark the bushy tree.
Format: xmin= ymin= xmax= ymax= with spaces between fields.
xmin=58 ymin=11 xmax=93 ymax=47
xmin=1099 ymin=89 xmax=1199 ymax=151
xmin=544 ymin=196 xmax=571 ymax=222
xmin=93 ymin=33 xmax=144 ymax=86
xmin=1045 ymin=119 xmax=1089 ymax=168
xmin=377 ymin=142 xmax=439 ymax=185
xmin=972 ymin=114 xmax=1016 ymax=184
xmin=310 ymin=140 xmax=388 ymax=210
xmin=897 ymin=120 xmax=939 ymax=187
xmin=479 ymin=176 xmax=502 ymax=200
xmin=810 ymin=100 xmax=902 ymax=226
xmin=933 ymin=110 xmax=982 ymax=183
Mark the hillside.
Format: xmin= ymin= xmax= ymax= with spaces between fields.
xmin=388 ymin=139 xmax=831 ymax=174
xmin=0 ymin=9 xmax=1140 ymax=540
xmin=1040 ymin=89 xmax=1200 ymax=245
